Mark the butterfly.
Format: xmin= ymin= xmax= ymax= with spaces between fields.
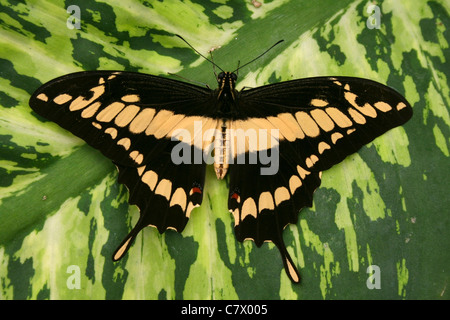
xmin=29 ymin=36 xmax=412 ymax=283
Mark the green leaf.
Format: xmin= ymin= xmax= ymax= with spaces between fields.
xmin=1 ymin=0 xmax=449 ymax=299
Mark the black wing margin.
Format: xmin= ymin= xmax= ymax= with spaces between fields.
xmin=228 ymin=76 xmax=412 ymax=282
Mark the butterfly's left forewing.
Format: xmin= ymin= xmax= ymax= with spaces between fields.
xmin=228 ymin=76 xmax=412 ymax=282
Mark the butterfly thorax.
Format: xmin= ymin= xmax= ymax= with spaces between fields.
xmin=216 ymin=71 xmax=238 ymax=115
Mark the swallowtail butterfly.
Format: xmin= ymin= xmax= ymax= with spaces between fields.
xmin=29 ymin=36 xmax=412 ymax=283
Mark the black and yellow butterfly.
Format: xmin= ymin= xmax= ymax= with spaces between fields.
xmin=29 ymin=39 xmax=412 ymax=283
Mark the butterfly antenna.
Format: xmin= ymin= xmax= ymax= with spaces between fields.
xmin=210 ymin=51 xmax=218 ymax=79
xmin=232 ymin=39 xmax=284 ymax=74
xmin=175 ymin=34 xmax=224 ymax=73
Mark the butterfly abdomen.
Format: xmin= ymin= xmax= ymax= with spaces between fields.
xmin=213 ymin=121 xmax=230 ymax=179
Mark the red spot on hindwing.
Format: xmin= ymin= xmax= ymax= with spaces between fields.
xmin=191 ymin=187 xmax=202 ymax=195
xmin=231 ymin=192 xmax=240 ymax=203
